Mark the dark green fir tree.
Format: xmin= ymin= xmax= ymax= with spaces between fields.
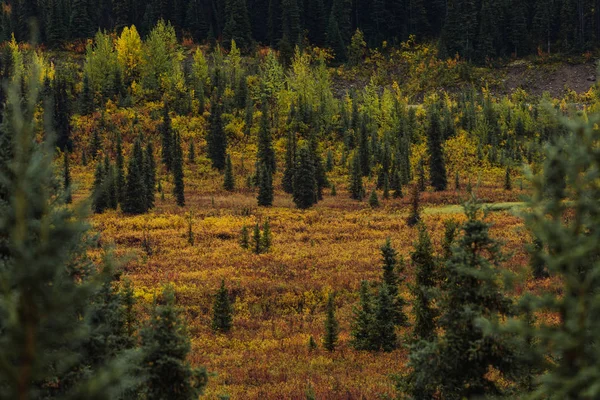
xmin=292 ymin=145 xmax=317 ymax=209
xmin=323 ymin=293 xmax=339 ymax=352
xmin=140 ymin=286 xmax=208 ymax=399
xmin=223 ymin=154 xmax=235 ymax=191
xmin=212 ymin=280 xmax=233 ymax=333
xmin=172 ymin=132 xmax=185 ymax=207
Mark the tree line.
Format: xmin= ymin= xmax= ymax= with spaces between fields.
xmin=3 ymin=0 xmax=600 ymax=62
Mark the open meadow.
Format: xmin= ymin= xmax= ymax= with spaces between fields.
xmin=73 ymin=163 xmax=535 ymax=399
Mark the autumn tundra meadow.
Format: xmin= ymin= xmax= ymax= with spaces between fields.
xmin=2 ymin=2 xmax=600 ymax=399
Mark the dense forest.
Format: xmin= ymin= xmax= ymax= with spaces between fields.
xmin=3 ymin=0 xmax=600 ymax=61
xmin=2 ymin=4 xmax=600 ymax=399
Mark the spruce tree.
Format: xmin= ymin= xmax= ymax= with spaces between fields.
xmin=208 ymin=96 xmax=227 ymax=170
xmin=410 ymin=224 xmax=438 ymax=342
xmin=80 ymin=72 xmax=94 ymax=114
xmin=282 ymin=129 xmax=296 ymax=194
xmin=172 ymin=132 xmax=185 ymax=207
xmin=441 ymin=219 xmax=459 ymax=261
xmin=160 ymin=101 xmax=174 ymax=171
xmin=63 ymin=150 xmax=72 ymax=204
xmin=90 ymin=127 xmax=102 ymax=160
xmin=515 ymin=116 xmax=600 ymax=399
xmin=53 ymin=77 xmax=73 ymax=152
xmin=418 ymin=200 xmax=516 ymax=398
xmin=223 ymin=0 xmax=253 ymax=50
xmin=392 ymin=170 xmax=403 ymax=198
xmin=223 ymin=154 xmax=235 ymax=191
xmin=116 ymin=131 xmax=125 ymax=204
xmin=140 ymin=286 xmax=208 ymax=399
xmin=358 ymin=117 xmax=371 ymax=177
xmin=188 ymin=141 xmax=195 ymax=163
xmin=122 ymin=138 xmax=147 ymax=215
xmin=528 ymin=235 xmax=548 ymax=280
xmin=349 ymin=153 xmax=364 ymax=201
xmin=504 ymin=165 xmax=512 ymax=190
xmin=70 ymin=0 xmax=94 ymax=39
xmin=380 ymin=238 xmax=408 ymax=327
xmin=257 ymin=162 xmax=274 ymax=207
xmin=0 ymin=72 xmax=137 ymax=399
xmin=369 ymin=189 xmax=379 ymax=208
xmin=261 ymin=219 xmax=272 ymax=251
xmin=257 ymin=100 xmax=276 ymax=172
xmin=417 ymin=158 xmax=426 ymax=192
xmin=292 ymin=145 xmax=317 ymax=209
xmin=105 ymin=156 xmax=118 ymax=210
xmin=350 ymin=281 xmax=376 ymax=351
xmin=253 ymin=222 xmax=262 ymax=254
xmin=372 ymin=283 xmax=398 ymax=352
xmin=323 ymin=293 xmax=339 ymax=352
xmin=407 ymin=184 xmax=421 ymax=227
xmin=212 ymin=280 xmax=233 ymax=333
xmin=92 ymin=161 xmax=108 ymax=213
xmin=427 ymin=106 xmax=447 ymax=191
xmin=145 ymin=141 xmax=156 ymax=210
xmin=240 ymin=225 xmax=250 ymax=249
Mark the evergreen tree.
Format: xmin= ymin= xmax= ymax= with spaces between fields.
xmin=417 ymin=158 xmax=426 ymax=192
xmin=282 ymin=129 xmax=296 ymax=194
xmin=407 ymin=184 xmax=421 ymax=227
xmin=391 ymin=170 xmax=403 ymax=198
xmin=223 ymin=0 xmax=253 ymax=50
xmin=92 ymin=161 xmax=108 ymax=213
xmin=427 ymin=107 xmax=447 ymax=191
xmin=212 ymin=280 xmax=233 ymax=333
xmin=0 ymin=73 xmax=137 ymax=399
xmin=63 ymin=150 xmax=72 ymax=204
xmin=413 ymin=200 xmax=516 ymax=399
xmin=105 ymin=155 xmax=118 ymax=210
xmin=372 ymin=283 xmax=398 ymax=352
xmin=140 ymin=286 xmax=208 ymax=399
xmin=116 ymin=131 xmax=125 ymax=204
xmin=188 ymin=141 xmax=195 ymax=163
xmin=349 ymin=153 xmax=364 ymax=201
xmin=380 ymin=238 xmax=408 ymax=327
xmin=257 ymin=101 xmax=276 ymax=172
xmin=326 ymin=11 xmax=346 ymax=62
xmin=160 ymin=101 xmax=174 ymax=171
xmin=441 ymin=219 xmax=459 ymax=261
xmin=528 ymin=235 xmax=548 ymax=280
xmin=358 ymin=117 xmax=371 ymax=177
xmin=172 ymin=132 xmax=185 ymax=207
xmin=70 ymin=0 xmax=94 ymax=39
xmin=292 ymin=145 xmax=317 ymax=209
xmin=257 ymin=162 xmax=274 ymax=207
xmin=504 ymin=165 xmax=512 ymax=190
xmin=240 ymin=225 xmax=250 ymax=249
xmin=441 ymin=0 xmax=478 ymax=61
xmin=323 ymin=293 xmax=339 ymax=352
xmin=281 ymin=0 xmax=302 ymax=45
xmin=350 ymin=281 xmax=376 ymax=351
xmin=80 ymin=72 xmax=94 ymax=114
xmin=261 ymin=218 xmax=272 ymax=251
xmin=53 ymin=77 xmax=73 ymax=152
xmin=208 ymin=96 xmax=227 ymax=170
xmin=410 ymin=224 xmax=438 ymax=342
xmin=514 ymin=116 xmax=600 ymax=399
xmin=369 ymin=189 xmax=379 ymax=208
xmin=122 ymin=138 xmax=147 ymax=214
xmin=145 ymin=141 xmax=156 ymax=209
xmin=223 ymin=154 xmax=235 ymax=191
xmin=90 ymin=127 xmax=102 ymax=160
xmin=253 ymin=222 xmax=262 ymax=254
